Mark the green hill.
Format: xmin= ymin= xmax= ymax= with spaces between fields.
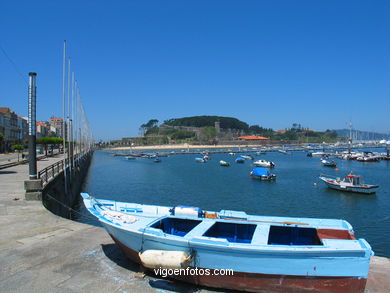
xmin=164 ymin=115 xmax=249 ymax=130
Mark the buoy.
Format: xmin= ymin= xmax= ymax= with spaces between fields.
xmin=335 ymin=168 xmax=339 ymax=171
xmin=313 ymin=183 xmax=317 ymax=186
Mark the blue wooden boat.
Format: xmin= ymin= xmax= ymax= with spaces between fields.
xmin=81 ymin=193 xmax=373 ymax=293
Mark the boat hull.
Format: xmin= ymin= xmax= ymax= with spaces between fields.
xmin=110 ymin=234 xmax=367 ymax=293
xmin=251 ymin=174 xmax=276 ymax=180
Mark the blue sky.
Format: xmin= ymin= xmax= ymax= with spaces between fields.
xmin=1 ymin=0 xmax=389 ymax=140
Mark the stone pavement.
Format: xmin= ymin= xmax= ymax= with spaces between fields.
xmin=0 ymin=157 xmax=388 ymax=292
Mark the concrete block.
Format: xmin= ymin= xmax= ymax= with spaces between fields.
xmin=24 ymin=179 xmax=43 ymax=192
xmin=25 ymin=191 xmax=42 ymax=201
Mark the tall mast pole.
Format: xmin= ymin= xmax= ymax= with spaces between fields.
xmin=62 ymin=40 xmax=67 ymax=193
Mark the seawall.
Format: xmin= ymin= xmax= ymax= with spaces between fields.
xmin=42 ymin=151 xmax=93 ymax=218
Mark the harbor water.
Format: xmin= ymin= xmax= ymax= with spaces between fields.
xmin=77 ymin=149 xmax=390 ymax=257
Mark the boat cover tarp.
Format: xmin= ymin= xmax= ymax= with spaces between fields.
xmin=252 ymin=167 xmax=269 ymax=176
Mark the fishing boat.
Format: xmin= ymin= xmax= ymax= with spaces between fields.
xmin=81 ymin=193 xmax=373 ymax=293
xmin=250 ymin=167 xmax=276 ymax=180
xmin=253 ymin=159 xmax=275 ymax=168
xmin=235 ymin=157 xmax=245 ymax=163
xmin=321 ymin=159 xmax=336 ymax=168
xmin=195 ymin=157 xmax=206 ymax=163
xmin=219 ymin=160 xmax=230 ymax=167
xmin=319 ymin=173 xmax=379 ymax=194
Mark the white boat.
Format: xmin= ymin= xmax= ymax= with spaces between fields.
xmin=240 ymin=155 xmax=253 ymax=160
xmin=253 ymin=159 xmax=275 ymax=168
xmin=195 ymin=158 xmax=206 ymax=163
xmin=278 ymin=149 xmax=290 ymax=154
xmin=311 ymin=151 xmax=326 ymax=157
xmin=219 ymin=160 xmax=230 ymax=167
xmin=319 ymin=174 xmax=379 ymax=194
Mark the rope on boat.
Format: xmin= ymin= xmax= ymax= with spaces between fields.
xmin=45 ymin=193 xmax=99 ymax=223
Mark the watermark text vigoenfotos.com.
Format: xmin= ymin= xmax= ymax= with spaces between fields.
xmin=154 ymin=267 xmax=234 ymax=278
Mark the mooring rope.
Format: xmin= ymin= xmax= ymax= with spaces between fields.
xmin=45 ymin=193 xmax=99 ymax=223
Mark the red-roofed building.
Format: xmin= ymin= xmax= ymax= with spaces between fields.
xmin=50 ymin=117 xmax=65 ymax=138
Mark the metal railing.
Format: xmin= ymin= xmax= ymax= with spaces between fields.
xmin=38 ymin=150 xmax=92 ymax=186
xmin=38 ymin=159 xmax=66 ymax=185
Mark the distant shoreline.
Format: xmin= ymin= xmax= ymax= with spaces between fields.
xmin=105 ymin=143 xmax=266 ymax=151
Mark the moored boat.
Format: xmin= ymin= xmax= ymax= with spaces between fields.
xmin=319 ymin=173 xmax=379 ymax=194
xmin=253 ymin=159 xmax=275 ymax=168
xmin=241 ymin=155 xmax=254 ymax=160
xmin=195 ymin=157 xmax=206 ymax=163
xmin=250 ymin=167 xmax=276 ymax=180
xmin=82 ymin=193 xmax=373 ymax=293
xmin=235 ymin=157 xmax=245 ymax=163
xmin=321 ymin=159 xmax=336 ymax=167
xmin=125 ymin=156 xmax=136 ymax=160
xmin=219 ymin=160 xmax=230 ymax=167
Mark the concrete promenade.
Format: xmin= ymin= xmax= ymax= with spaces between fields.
xmin=0 ymin=157 xmax=389 ymax=293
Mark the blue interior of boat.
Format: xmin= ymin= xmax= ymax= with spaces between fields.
xmin=203 ymin=222 xmax=257 ymax=243
xmin=151 ymin=218 xmax=202 ymax=236
xmin=267 ymin=226 xmax=323 ymax=245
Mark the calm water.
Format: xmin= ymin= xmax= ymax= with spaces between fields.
xmin=77 ymin=149 xmax=390 ymax=257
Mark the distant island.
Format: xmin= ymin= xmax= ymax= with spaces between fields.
xmin=102 ymin=116 xmax=390 ymax=147
xmin=108 ymin=115 xmax=349 ymax=146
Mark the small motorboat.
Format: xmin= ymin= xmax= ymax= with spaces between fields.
xmin=228 ymin=152 xmax=235 ymax=156
xmin=319 ymin=173 xmax=379 ymax=194
xmin=278 ymin=149 xmax=290 ymax=154
xmin=250 ymin=167 xmax=276 ymax=180
xmin=219 ymin=160 xmax=230 ymax=167
xmin=321 ymin=159 xmax=336 ymax=167
xmin=195 ymin=157 xmax=206 ymax=163
xmin=153 ymin=158 xmax=161 ymax=163
xmin=311 ymin=151 xmax=326 ymax=157
xmin=235 ymin=157 xmax=245 ymax=163
xmin=81 ymin=193 xmax=372 ymax=293
xmin=241 ymin=155 xmax=254 ymax=160
xmin=356 ymin=155 xmax=380 ymax=162
xmin=253 ymin=159 xmax=275 ymax=168
xmin=125 ymin=156 xmax=136 ymax=160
